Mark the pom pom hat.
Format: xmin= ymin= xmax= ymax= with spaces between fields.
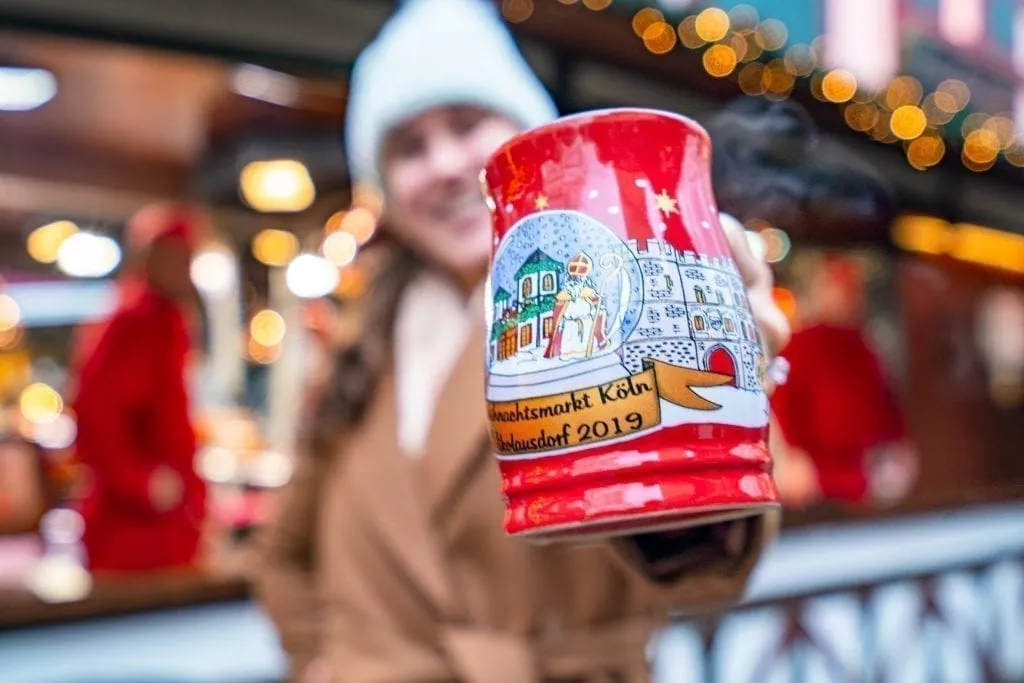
xmin=125 ymin=202 xmax=205 ymax=254
xmin=344 ymin=0 xmax=559 ymax=190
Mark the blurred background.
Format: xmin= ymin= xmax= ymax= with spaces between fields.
xmin=0 ymin=1 xmax=1021 ymax=682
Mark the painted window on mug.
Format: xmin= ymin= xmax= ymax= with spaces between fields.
xmin=520 ymin=324 xmax=532 ymax=347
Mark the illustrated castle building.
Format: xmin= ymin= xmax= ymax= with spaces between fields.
xmin=621 ymin=238 xmax=763 ymax=392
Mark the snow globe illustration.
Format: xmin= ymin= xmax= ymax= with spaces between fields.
xmin=485 ymin=210 xmax=643 ymax=402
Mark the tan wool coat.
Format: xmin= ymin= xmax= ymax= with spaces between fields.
xmin=254 ymin=312 xmax=779 ymax=683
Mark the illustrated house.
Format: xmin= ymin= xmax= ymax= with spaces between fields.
xmin=514 ymin=249 xmax=560 ymax=352
xmin=490 ymin=287 xmax=519 ymax=361
xmin=493 ymin=287 xmax=513 ymax=317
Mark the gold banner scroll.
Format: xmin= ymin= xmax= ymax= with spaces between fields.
xmin=487 ymin=358 xmax=734 ymax=457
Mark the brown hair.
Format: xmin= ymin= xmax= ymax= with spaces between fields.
xmin=303 ymin=233 xmax=426 ymax=459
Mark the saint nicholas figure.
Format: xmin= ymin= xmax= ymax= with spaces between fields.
xmin=543 ymin=252 xmax=611 ymax=360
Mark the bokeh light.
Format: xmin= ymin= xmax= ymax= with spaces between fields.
xmin=885 ymin=76 xmax=924 ymax=110
xmin=677 ymin=16 xmax=705 ymax=49
xmin=962 ymin=112 xmax=990 ymax=136
xmin=56 ymin=233 xmax=121 ymax=278
xmin=31 ymin=413 xmax=77 ymax=450
xmin=889 ymin=105 xmax=927 ymax=140
xmin=335 ymin=264 xmax=369 ymax=300
xmin=0 ymin=326 xmax=23 ymax=350
xmin=191 ymin=246 xmax=238 ymax=299
xmin=937 ymin=79 xmax=971 ymax=111
xmin=738 ymin=62 xmax=767 ymax=96
xmin=643 ymin=21 xmax=677 ymax=54
xmin=703 ymin=44 xmax=738 ymax=78
xmin=331 ymin=207 xmax=377 ymax=245
xmin=351 ymin=182 xmax=385 ymax=219
xmin=845 ymin=103 xmax=880 ymax=132
xmin=906 ymin=134 xmax=946 ymax=171
xmin=694 ymin=7 xmax=730 ymax=42
xmin=756 ymin=19 xmax=788 ymax=51
xmin=0 ymin=294 xmax=20 ymax=332
xmin=322 ymin=230 xmax=359 ymax=267
xmin=239 ymin=159 xmax=316 ymax=214
xmin=252 ymin=229 xmax=299 ymax=267
xmin=783 ymin=44 xmax=816 ymax=77
xmin=501 ymin=0 xmax=533 ymax=23
xmin=760 ymin=228 xmax=792 ymax=263
xmin=983 ymin=116 xmax=1015 ymax=149
xmin=763 ymin=59 xmax=794 ymax=99
xmin=285 ymin=253 xmax=340 ymax=299
xmin=822 ymin=69 xmax=857 ymax=103
xmin=247 ymin=337 xmax=281 ymax=365
xmin=632 ymin=7 xmax=665 ymax=37
xmin=963 ymin=129 xmax=1001 ymax=167
xmin=772 ymin=287 xmax=798 ymax=322
xmin=27 ymin=221 xmax=79 ymax=264
xmin=20 ymin=383 xmax=63 ymax=425
xmin=745 ymin=231 xmax=767 ymax=261
xmin=1004 ymin=141 xmax=1024 ymax=167
xmin=727 ymin=4 xmax=759 ymax=31
xmin=922 ymin=93 xmax=955 ymax=126
xmin=250 ymin=309 xmax=286 ymax=347
xmin=725 ymin=32 xmax=749 ymax=62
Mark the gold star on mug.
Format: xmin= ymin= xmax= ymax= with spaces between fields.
xmin=534 ymin=194 xmax=549 ymax=210
xmin=655 ymin=189 xmax=679 ymax=216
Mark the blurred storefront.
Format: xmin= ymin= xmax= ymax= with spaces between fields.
xmin=0 ymin=22 xmax=361 ymax=571
xmin=0 ymin=1 xmax=1020 ymax=681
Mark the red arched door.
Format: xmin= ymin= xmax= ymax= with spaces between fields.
xmin=707 ymin=346 xmax=737 ymax=386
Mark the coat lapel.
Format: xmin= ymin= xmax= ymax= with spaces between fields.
xmin=418 ymin=288 xmax=493 ymax=523
xmin=343 ymin=374 xmax=460 ymax=618
xmin=343 ymin=284 xmax=492 ymax=623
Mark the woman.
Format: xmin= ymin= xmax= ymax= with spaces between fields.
xmin=71 ymin=203 xmax=207 ymax=573
xmin=254 ymin=1 xmax=790 ymax=681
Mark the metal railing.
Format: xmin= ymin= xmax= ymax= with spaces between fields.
xmin=2 ymin=502 xmax=1021 ymax=683
xmin=655 ymin=503 xmax=1024 ymax=683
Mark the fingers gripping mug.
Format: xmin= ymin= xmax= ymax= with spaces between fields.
xmin=481 ymin=108 xmax=780 ymax=541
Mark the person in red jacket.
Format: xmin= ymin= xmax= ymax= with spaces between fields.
xmin=71 ymin=203 xmax=207 ymax=573
xmin=770 ymin=256 xmax=917 ymax=506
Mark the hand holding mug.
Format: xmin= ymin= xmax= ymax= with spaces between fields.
xmin=718 ymin=212 xmax=791 ymax=370
xmin=483 ymin=108 xmax=783 ymax=541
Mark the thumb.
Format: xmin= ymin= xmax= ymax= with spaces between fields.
xmin=719 ymin=213 xmax=791 ymax=358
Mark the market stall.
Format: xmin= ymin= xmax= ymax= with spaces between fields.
xmin=0 ymin=6 xmax=1019 ymax=679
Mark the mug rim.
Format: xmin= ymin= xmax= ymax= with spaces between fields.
xmin=488 ymin=106 xmax=711 ymax=166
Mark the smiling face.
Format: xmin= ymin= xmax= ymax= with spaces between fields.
xmin=380 ymin=105 xmax=520 ymax=287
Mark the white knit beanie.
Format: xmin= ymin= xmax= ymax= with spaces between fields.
xmin=344 ymin=0 xmax=559 ymax=190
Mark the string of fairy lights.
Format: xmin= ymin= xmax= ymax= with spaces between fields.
xmin=502 ymin=0 xmax=1024 ymax=174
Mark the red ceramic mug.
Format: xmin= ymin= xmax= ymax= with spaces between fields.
xmin=481 ymin=108 xmax=779 ymax=541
